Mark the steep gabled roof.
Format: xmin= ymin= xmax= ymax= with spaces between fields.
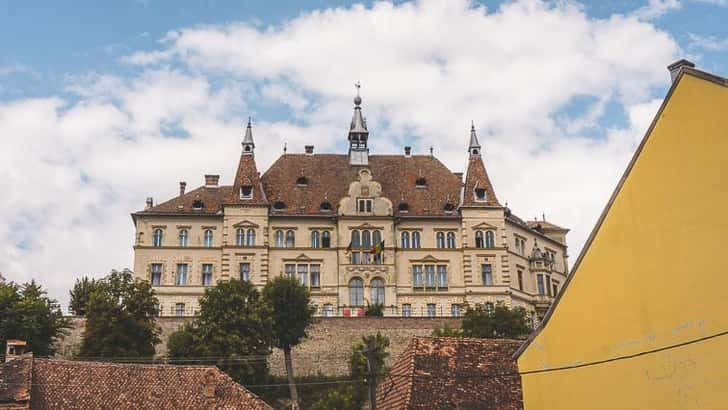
xmin=375 ymin=337 xmax=523 ymax=409
xmin=230 ymin=153 xmax=268 ymax=206
xmin=462 ymin=155 xmax=501 ymax=208
xmin=27 ymin=359 xmax=271 ymax=409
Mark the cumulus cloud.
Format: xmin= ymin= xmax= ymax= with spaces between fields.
xmin=0 ymin=0 xmax=678 ymax=306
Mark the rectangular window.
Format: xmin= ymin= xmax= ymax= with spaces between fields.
xmin=323 ymin=304 xmax=333 ymax=317
xmin=175 ymin=303 xmax=185 ymax=317
xmin=437 ymin=265 xmax=448 ymax=288
xmin=285 ymin=264 xmax=296 ymax=279
xmin=351 ymin=251 xmax=360 ymax=265
xmin=412 ymin=265 xmax=423 ymax=288
xmin=537 ymin=274 xmax=545 ymax=295
xmin=310 ymin=264 xmax=320 ymax=288
xmin=545 ymin=275 xmax=552 ymax=297
xmin=151 ymin=263 xmax=162 ymax=286
xmin=451 ymin=304 xmax=461 ymax=317
xmin=425 ymin=265 xmax=435 ymax=288
xmin=427 ymin=303 xmax=437 ymax=318
xmin=297 ymin=264 xmax=308 ymax=286
xmin=481 ymin=264 xmax=493 ymax=286
xmin=402 ymin=304 xmax=412 ymax=317
xmin=357 ymin=198 xmax=372 ymax=213
xmin=552 ymin=281 xmax=559 ymax=297
xmin=202 ymin=264 xmax=213 ymax=286
xmin=517 ymin=270 xmax=523 ymax=291
xmin=239 ymin=263 xmax=251 ymax=282
xmin=176 ymin=264 xmax=188 ymax=286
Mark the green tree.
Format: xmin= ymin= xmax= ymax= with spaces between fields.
xmin=262 ymin=276 xmax=315 ymax=408
xmin=364 ymin=303 xmax=384 ymax=317
xmin=311 ymin=333 xmax=390 ymax=410
xmin=0 ymin=280 xmax=70 ymax=357
xmin=460 ymin=303 xmax=531 ymax=339
xmin=79 ymin=269 xmax=160 ymax=358
xmin=167 ymin=279 xmax=273 ymax=385
xmin=432 ymin=322 xmax=463 ymax=337
xmin=69 ymin=277 xmax=100 ymax=316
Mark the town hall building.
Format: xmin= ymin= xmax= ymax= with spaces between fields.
xmin=131 ymin=90 xmax=569 ymax=320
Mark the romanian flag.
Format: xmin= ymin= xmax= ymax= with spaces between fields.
xmin=370 ymin=240 xmax=385 ymax=255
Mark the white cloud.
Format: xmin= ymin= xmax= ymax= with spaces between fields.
xmin=688 ymin=32 xmax=728 ymax=51
xmin=633 ymin=0 xmax=682 ymax=20
xmin=0 ymin=0 xmax=678 ymax=306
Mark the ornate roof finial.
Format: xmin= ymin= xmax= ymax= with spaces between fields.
xmin=468 ymin=121 xmax=481 ymax=158
xmin=283 ymin=142 xmax=287 ymax=154
xmin=354 ymin=81 xmax=362 ymax=106
xmin=241 ymin=117 xmax=255 ymax=155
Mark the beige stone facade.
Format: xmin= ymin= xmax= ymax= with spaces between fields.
xmin=131 ymin=96 xmax=569 ymax=321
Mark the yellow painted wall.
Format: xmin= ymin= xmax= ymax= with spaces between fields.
xmin=518 ymin=71 xmax=728 ymax=409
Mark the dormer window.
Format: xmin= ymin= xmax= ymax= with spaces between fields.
xmin=244 ymin=145 xmax=252 ymax=152
xmin=415 ymin=177 xmax=427 ymax=188
xmin=320 ymin=201 xmax=332 ymax=212
xmin=357 ymin=198 xmax=373 ymax=213
xmin=296 ymin=176 xmax=308 ymax=187
xmin=240 ymin=185 xmax=253 ymax=199
xmin=192 ymin=200 xmax=204 ymax=210
xmin=474 ymin=188 xmax=487 ymax=201
xmin=398 ymin=202 xmax=409 ymax=213
xmin=443 ymin=202 xmax=455 ymax=213
xmin=273 ymin=201 xmax=287 ymax=210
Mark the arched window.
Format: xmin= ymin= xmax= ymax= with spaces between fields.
xmin=362 ymin=230 xmax=372 ymax=263
xmin=349 ymin=278 xmax=364 ymax=306
xmin=311 ymin=231 xmax=320 ymax=248
xmin=322 ymin=231 xmax=331 ymax=248
xmin=485 ymin=231 xmax=495 ymax=248
xmin=236 ymin=228 xmax=245 ymax=247
xmin=401 ymin=231 xmax=410 ymax=248
xmin=153 ymin=229 xmax=163 ymax=247
xmin=320 ymin=201 xmax=332 ymax=212
xmin=372 ymin=230 xmax=382 ymax=264
xmin=296 ymin=176 xmax=308 ymax=186
xmin=371 ymin=278 xmax=385 ymax=306
xmin=247 ymin=229 xmax=256 ymax=246
xmin=275 ymin=230 xmax=284 ymax=247
xmin=436 ymin=232 xmax=445 ymax=249
xmin=285 ymin=230 xmax=295 ymax=248
xmin=398 ymin=202 xmax=409 ymax=213
xmin=415 ymin=177 xmax=427 ymax=188
xmin=475 ymin=231 xmax=484 ymax=248
xmin=447 ymin=232 xmax=456 ymax=248
xmin=273 ymin=201 xmax=286 ymax=210
xmin=351 ymin=230 xmax=361 ymax=264
xmin=412 ymin=231 xmax=421 ymax=248
xmin=204 ymin=230 xmax=214 ymax=247
xmin=179 ymin=229 xmax=188 ymax=247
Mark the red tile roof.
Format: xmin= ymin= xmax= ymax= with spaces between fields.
xmin=462 ymin=156 xmax=501 ymax=207
xmin=0 ymin=357 xmax=31 ymax=409
xmin=0 ymin=357 xmax=271 ymax=410
xmin=261 ymin=154 xmax=463 ymax=216
xmin=375 ymin=337 xmax=523 ymax=410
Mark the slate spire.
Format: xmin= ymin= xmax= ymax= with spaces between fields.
xmin=242 ymin=117 xmax=255 ymax=155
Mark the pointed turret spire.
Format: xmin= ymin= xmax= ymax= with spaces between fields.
xmin=348 ymin=81 xmax=369 ymax=165
xmin=242 ymin=117 xmax=255 ymax=155
xmin=468 ymin=121 xmax=481 ymax=158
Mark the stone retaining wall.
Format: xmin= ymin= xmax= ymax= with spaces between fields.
xmin=56 ymin=317 xmax=461 ymax=377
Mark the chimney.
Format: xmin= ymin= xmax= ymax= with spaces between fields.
xmin=179 ymin=181 xmax=187 ymax=196
xmin=204 ymin=174 xmax=220 ymax=187
xmin=304 ymin=145 xmax=314 ymax=155
xmin=404 ymin=146 xmax=412 ymax=157
xmin=667 ymin=59 xmax=695 ymax=83
xmin=5 ymin=339 xmax=27 ymax=362
xmin=145 ymin=197 xmax=154 ymax=210
xmin=203 ymin=370 xmax=217 ymax=398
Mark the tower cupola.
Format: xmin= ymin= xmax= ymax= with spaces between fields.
xmin=242 ymin=118 xmax=255 ymax=155
xmin=348 ymin=82 xmax=369 ymax=165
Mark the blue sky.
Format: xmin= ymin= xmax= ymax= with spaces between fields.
xmin=1 ymin=0 xmax=727 ymax=305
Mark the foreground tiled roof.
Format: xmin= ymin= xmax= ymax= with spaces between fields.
xmin=0 ymin=357 xmax=271 ymax=410
xmin=0 ymin=357 xmax=31 ymax=409
xmin=261 ymin=154 xmax=463 ymax=216
xmin=375 ymin=337 xmax=523 ymax=410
